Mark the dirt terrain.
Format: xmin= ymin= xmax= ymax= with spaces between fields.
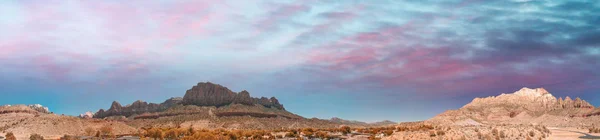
xmin=547 ymin=127 xmax=600 ymax=140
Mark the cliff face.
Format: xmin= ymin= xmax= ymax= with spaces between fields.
xmin=94 ymin=82 xmax=286 ymax=118
xmin=463 ymin=87 xmax=594 ymax=111
xmin=94 ymin=97 xmax=182 ymax=118
xmin=182 ymin=82 xmax=285 ymax=110
xmin=0 ymin=104 xmax=51 ymax=115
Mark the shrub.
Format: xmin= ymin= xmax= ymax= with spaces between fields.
xmin=84 ymin=127 xmax=95 ymax=136
xmin=29 ymin=133 xmax=44 ymax=140
xmin=396 ymin=126 xmax=408 ymax=132
xmin=436 ymin=130 xmax=445 ymax=136
xmin=181 ymin=132 xmax=228 ymax=140
xmin=591 ymin=127 xmax=600 ymax=133
xmin=285 ymin=132 xmax=297 ymax=138
xmin=61 ymin=135 xmax=78 ymax=140
xmin=147 ymin=128 xmax=164 ymax=139
xmin=500 ymin=130 xmax=506 ymax=138
xmin=384 ymin=130 xmax=394 ymax=136
xmin=340 ymin=126 xmax=351 ymax=135
xmin=429 ymin=130 xmax=436 ymax=137
xmin=492 ymin=128 xmax=498 ymax=136
xmin=529 ymin=131 xmax=535 ymax=137
xmin=510 ymin=112 xmax=518 ymax=118
xmin=543 ymin=126 xmax=550 ymax=133
xmin=302 ymin=128 xmax=314 ymax=138
xmin=315 ymin=131 xmax=328 ymax=138
xmin=99 ymin=125 xmax=113 ymax=137
xmin=165 ymin=129 xmax=179 ymax=139
xmin=188 ymin=127 xmax=195 ymax=135
xmin=5 ymin=132 xmax=16 ymax=140
xmin=485 ymin=134 xmax=493 ymax=140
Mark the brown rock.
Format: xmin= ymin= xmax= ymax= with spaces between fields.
xmin=94 ymin=98 xmax=182 ymax=118
xmin=182 ymin=82 xmax=285 ymax=110
xmin=95 ymin=82 xmax=286 ymax=118
xmin=429 ymin=87 xmax=596 ymax=126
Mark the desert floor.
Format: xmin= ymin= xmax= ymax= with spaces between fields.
xmin=548 ymin=127 xmax=600 ymax=140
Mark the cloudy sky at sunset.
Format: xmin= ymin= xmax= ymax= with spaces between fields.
xmin=1 ymin=0 xmax=599 ymax=122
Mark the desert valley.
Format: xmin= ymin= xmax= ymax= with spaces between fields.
xmin=1 ymin=82 xmax=599 ymax=140
xmin=2 ymin=1 xmax=599 ymax=140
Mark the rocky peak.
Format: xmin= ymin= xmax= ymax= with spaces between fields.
xmin=464 ymin=87 xmax=597 ymax=111
xmin=182 ymin=82 xmax=285 ymax=110
xmin=95 ymin=98 xmax=180 ymax=118
xmin=27 ymin=104 xmax=50 ymax=113
xmin=515 ymin=87 xmax=552 ymax=100
xmin=0 ymin=104 xmax=51 ymax=115
xmin=110 ymin=101 xmax=122 ymax=110
xmin=430 ymin=87 xmax=597 ymax=126
xmin=94 ymin=82 xmax=286 ymax=118
xmin=513 ymin=87 xmax=551 ymax=97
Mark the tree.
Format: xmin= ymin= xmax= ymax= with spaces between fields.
xmin=29 ymin=133 xmax=44 ymax=140
xmin=5 ymin=132 xmax=16 ymax=140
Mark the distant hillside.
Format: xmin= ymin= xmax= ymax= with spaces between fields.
xmin=329 ymin=117 xmax=397 ymax=126
xmin=428 ymin=87 xmax=600 ymax=127
xmin=94 ymin=82 xmax=288 ymax=119
xmin=90 ymin=82 xmax=392 ymax=129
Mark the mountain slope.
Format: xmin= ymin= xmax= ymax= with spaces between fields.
xmin=428 ymin=87 xmax=599 ymax=127
xmin=94 ymin=82 xmax=289 ymax=119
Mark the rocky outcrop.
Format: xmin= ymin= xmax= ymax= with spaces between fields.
xmin=463 ymin=87 xmax=593 ymax=111
xmin=429 ymin=87 xmax=597 ymax=126
xmin=0 ymin=104 xmax=51 ymax=115
xmin=557 ymin=96 xmax=594 ymax=109
xmin=94 ymin=98 xmax=182 ymax=118
xmin=94 ymin=82 xmax=286 ymax=118
xmin=27 ymin=104 xmax=50 ymax=113
xmin=79 ymin=111 xmax=94 ymax=118
xmin=182 ymin=82 xmax=285 ymax=110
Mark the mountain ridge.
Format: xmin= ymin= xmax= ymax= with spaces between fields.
xmin=429 ymin=87 xmax=599 ymax=127
xmin=93 ymin=82 xmax=289 ymax=119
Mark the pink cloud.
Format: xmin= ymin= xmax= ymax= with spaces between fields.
xmin=31 ymin=55 xmax=72 ymax=82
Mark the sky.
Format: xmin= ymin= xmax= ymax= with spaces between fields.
xmin=0 ymin=0 xmax=599 ymax=122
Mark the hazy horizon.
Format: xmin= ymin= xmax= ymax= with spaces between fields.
xmin=1 ymin=0 xmax=599 ymax=123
